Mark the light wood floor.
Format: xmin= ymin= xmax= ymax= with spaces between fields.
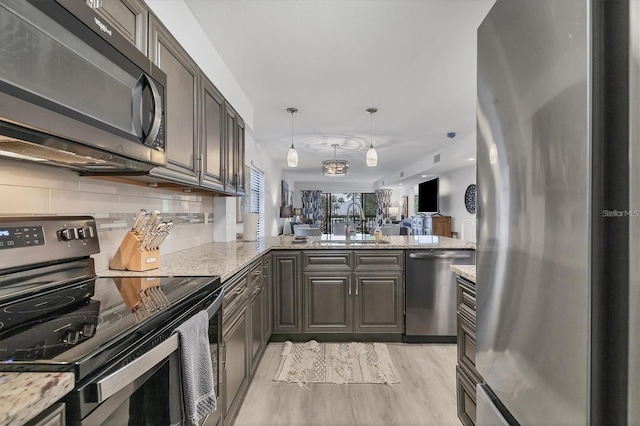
xmin=233 ymin=342 xmax=460 ymax=426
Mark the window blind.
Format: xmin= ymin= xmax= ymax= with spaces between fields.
xmin=250 ymin=166 xmax=265 ymax=238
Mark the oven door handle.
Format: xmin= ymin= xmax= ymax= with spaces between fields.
xmin=206 ymin=288 xmax=224 ymax=319
xmin=92 ymin=333 xmax=179 ymax=403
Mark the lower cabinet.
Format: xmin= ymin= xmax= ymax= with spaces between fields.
xmin=221 ymin=256 xmax=272 ymax=425
xmin=223 ymin=303 xmax=247 ymax=419
xmin=456 ymin=276 xmax=483 ymax=426
xmin=272 ymin=251 xmax=303 ymax=333
xmin=297 ymin=250 xmax=404 ymax=336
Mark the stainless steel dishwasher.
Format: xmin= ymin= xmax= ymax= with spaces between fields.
xmin=403 ymin=249 xmax=475 ymax=342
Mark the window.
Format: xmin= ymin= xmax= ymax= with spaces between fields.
xmin=250 ymin=166 xmax=265 ymax=238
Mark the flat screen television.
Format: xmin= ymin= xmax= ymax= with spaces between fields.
xmin=418 ymin=178 xmax=439 ymax=214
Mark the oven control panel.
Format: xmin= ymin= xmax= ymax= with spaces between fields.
xmin=0 ymin=216 xmax=100 ymax=271
xmin=0 ymin=226 xmax=44 ymax=250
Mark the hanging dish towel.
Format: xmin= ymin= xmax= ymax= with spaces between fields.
xmin=169 ymin=310 xmax=217 ymax=426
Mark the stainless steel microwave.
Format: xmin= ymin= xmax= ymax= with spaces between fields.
xmin=0 ymin=0 xmax=167 ymax=172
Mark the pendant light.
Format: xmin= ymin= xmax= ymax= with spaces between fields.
xmin=365 ymin=107 xmax=378 ymax=167
xmin=286 ymin=107 xmax=298 ymax=167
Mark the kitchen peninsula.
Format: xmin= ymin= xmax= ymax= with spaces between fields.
xmin=6 ymin=235 xmax=474 ymax=426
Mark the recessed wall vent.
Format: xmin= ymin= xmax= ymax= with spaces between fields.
xmin=434 ymin=153 xmax=441 ymax=163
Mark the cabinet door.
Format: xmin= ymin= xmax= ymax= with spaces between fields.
xmin=223 ymin=104 xmax=236 ymax=192
xmin=303 ymin=272 xmax=353 ymax=333
xmin=432 ymin=216 xmax=452 ymax=237
xmin=353 ymin=272 xmax=403 ymax=333
xmin=272 ymin=252 xmax=302 ymax=333
xmin=87 ymin=0 xmax=148 ymax=54
xmin=223 ymin=306 xmax=248 ymax=419
xmin=249 ymin=281 xmax=264 ymax=375
xmin=149 ymin=16 xmax=199 ymax=184
xmin=262 ymin=255 xmax=273 ymax=341
xmin=200 ymin=74 xmax=225 ymax=191
xmin=235 ymin=117 xmax=245 ymax=195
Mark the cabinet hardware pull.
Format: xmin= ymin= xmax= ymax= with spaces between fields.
xmin=355 ymin=277 xmax=358 ymax=296
xmin=348 ymin=278 xmax=352 ymax=295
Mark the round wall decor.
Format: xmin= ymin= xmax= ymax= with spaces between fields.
xmin=464 ymin=184 xmax=476 ymax=214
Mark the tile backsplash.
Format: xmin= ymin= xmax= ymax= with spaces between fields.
xmin=0 ymin=158 xmax=215 ymax=272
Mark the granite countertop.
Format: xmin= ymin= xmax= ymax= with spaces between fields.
xmin=99 ymin=235 xmax=475 ymax=281
xmin=450 ymin=264 xmax=476 ymax=283
xmin=0 ymin=372 xmax=74 ymax=426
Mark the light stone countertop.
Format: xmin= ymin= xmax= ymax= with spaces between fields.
xmin=0 ymin=372 xmax=74 ymax=426
xmin=5 ymin=235 xmax=474 ymax=425
xmin=450 ymin=264 xmax=477 ymax=283
xmin=98 ymin=235 xmax=475 ymax=281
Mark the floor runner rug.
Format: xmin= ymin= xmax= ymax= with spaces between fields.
xmin=274 ymin=340 xmax=401 ymax=388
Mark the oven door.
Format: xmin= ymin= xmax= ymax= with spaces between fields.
xmin=76 ymin=288 xmax=223 ymax=425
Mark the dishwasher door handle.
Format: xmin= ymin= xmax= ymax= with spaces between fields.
xmin=408 ymin=252 xmax=473 ymax=260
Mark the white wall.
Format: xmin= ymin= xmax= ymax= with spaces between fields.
xmin=0 ymin=158 xmax=215 ymax=272
xmin=438 ymin=164 xmax=476 ymax=242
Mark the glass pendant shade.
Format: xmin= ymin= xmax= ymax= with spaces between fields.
xmin=286 ymin=107 xmax=298 ymax=167
xmin=366 ymin=143 xmax=378 ymax=167
xmin=287 ymin=144 xmax=298 ymax=167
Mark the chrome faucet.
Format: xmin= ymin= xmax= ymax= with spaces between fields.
xmin=345 ymin=202 xmax=364 ymax=241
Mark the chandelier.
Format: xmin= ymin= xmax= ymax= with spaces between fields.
xmin=322 ymin=144 xmax=349 ymax=176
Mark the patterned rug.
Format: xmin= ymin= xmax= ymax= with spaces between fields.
xmin=274 ymin=340 xmax=401 ymax=388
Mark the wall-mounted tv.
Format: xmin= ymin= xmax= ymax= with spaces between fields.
xmin=418 ymin=178 xmax=439 ymax=214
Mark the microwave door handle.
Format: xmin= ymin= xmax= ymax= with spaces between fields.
xmin=133 ymin=74 xmax=163 ymax=146
xmin=92 ymin=333 xmax=179 ymax=403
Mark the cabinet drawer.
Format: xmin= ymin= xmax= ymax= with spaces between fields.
xmin=457 ymin=278 xmax=476 ymax=324
xmin=456 ymin=365 xmax=477 ymax=426
xmin=457 ymin=313 xmax=482 ymax=384
xmin=303 ymin=251 xmax=352 ymax=270
xmin=223 ymin=270 xmax=249 ymax=317
xmin=248 ymin=260 xmax=263 ymax=286
xmin=354 ymin=250 xmax=403 ymax=271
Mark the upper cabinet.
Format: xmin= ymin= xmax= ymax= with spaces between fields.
xmin=86 ymin=0 xmax=148 ymax=55
xmin=201 ymin=75 xmax=225 ymax=191
xmin=148 ymin=15 xmax=200 ymax=185
xmin=143 ymin=12 xmax=245 ymax=195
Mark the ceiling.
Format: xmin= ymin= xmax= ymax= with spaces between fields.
xmin=185 ymin=0 xmax=495 ymax=186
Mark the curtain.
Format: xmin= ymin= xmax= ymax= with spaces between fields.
xmin=375 ymin=189 xmax=392 ymax=225
xmin=301 ymin=190 xmax=322 ymax=221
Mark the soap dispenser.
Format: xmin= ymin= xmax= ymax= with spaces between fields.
xmin=373 ymin=225 xmax=382 ymax=241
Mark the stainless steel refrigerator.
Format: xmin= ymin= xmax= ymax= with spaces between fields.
xmin=476 ymin=1 xmax=639 ymax=424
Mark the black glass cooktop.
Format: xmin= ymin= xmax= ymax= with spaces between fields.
xmin=0 ymin=274 xmax=221 ymax=381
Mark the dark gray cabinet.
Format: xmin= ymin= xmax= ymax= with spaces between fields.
xmin=301 ymin=250 xmax=404 ymax=335
xmin=353 ymin=273 xmax=403 ymax=333
xmin=456 ymin=276 xmax=482 ymax=426
xmin=272 ymin=251 xmax=302 ymax=333
xmin=221 ymin=104 xmax=245 ymax=195
xmin=248 ymin=260 xmax=265 ymax=375
xmin=222 ymin=269 xmax=249 ymax=425
xmin=200 ymin=74 xmax=225 ymax=191
xmin=149 ymin=15 xmax=200 ymax=185
xmin=262 ymin=255 xmax=273 ymax=343
xmin=303 ymin=272 xmax=352 ymax=332
xmin=87 ymin=0 xmax=148 ymax=54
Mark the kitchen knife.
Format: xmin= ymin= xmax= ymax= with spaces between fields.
xmin=131 ymin=209 xmax=146 ymax=233
xmin=148 ymin=223 xmax=167 ymax=250
xmin=153 ymin=222 xmax=173 ymax=249
xmin=147 ymin=210 xmax=161 ymax=233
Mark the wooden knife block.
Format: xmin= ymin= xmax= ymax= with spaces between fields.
xmin=109 ymin=231 xmax=160 ymax=271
